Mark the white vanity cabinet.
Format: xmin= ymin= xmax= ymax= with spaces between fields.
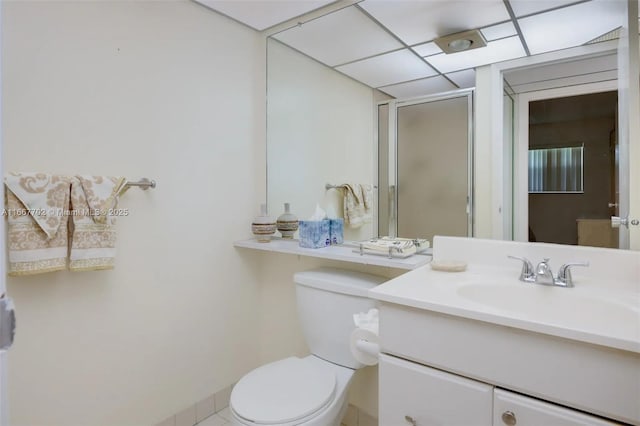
xmin=371 ymin=237 xmax=640 ymax=425
xmin=380 ymin=354 xmax=622 ymax=426
xmin=379 ymin=354 xmax=493 ymax=426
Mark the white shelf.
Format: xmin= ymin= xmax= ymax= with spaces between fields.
xmin=234 ymin=238 xmax=431 ymax=270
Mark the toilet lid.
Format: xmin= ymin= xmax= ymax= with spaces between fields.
xmin=231 ymin=357 xmax=336 ymax=425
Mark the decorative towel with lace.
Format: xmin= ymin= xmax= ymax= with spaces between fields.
xmin=4 ymin=173 xmax=72 ymax=276
xmin=343 ymin=183 xmax=373 ymax=228
xmin=356 ymin=237 xmax=430 ymax=259
xmin=69 ymin=176 xmax=127 ymax=271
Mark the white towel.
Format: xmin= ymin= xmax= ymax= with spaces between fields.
xmin=69 ymin=176 xmax=126 ymax=271
xmin=343 ymin=183 xmax=373 ymax=228
xmin=4 ymin=173 xmax=71 ymax=276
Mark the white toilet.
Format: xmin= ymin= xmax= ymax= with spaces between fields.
xmin=229 ymin=267 xmax=386 ymax=426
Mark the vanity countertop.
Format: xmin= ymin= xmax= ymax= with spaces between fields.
xmin=370 ymin=237 xmax=640 ymax=354
xmin=234 ymin=238 xmax=431 ymax=270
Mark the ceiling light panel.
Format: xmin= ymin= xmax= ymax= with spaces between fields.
xmin=336 ymin=49 xmax=437 ymax=88
xmin=412 ymin=42 xmax=443 ymax=57
xmin=426 ymin=36 xmax=526 ymax=74
xmin=359 ymin=0 xmax=510 ymax=46
xmin=380 ymin=76 xmax=457 ymax=99
xmin=196 ymin=0 xmax=334 ymax=31
xmin=508 ymin=0 xmax=584 ymax=18
xmin=446 ymin=69 xmax=476 ymax=88
xmin=273 ymin=6 xmax=403 ymax=67
xmin=518 ymin=0 xmax=626 ymax=55
xmin=481 ymin=21 xmax=517 ymax=41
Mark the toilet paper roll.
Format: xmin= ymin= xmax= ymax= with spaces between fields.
xmin=350 ymin=328 xmax=380 ymax=366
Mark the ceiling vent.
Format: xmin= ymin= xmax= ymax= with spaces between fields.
xmin=434 ymin=29 xmax=487 ymax=54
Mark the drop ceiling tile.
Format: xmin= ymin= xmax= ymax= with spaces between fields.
xmin=446 ymin=69 xmax=476 ymax=88
xmin=426 ymin=36 xmax=526 ymax=74
xmin=509 ymin=69 xmax=618 ymax=93
xmin=481 ymin=21 xmax=517 ymax=41
xmin=518 ymin=0 xmax=626 ymax=55
xmin=273 ymin=6 xmax=403 ymax=67
xmin=336 ymin=49 xmax=437 ymax=88
xmin=504 ymin=54 xmax=617 ymax=86
xmin=380 ymin=76 xmax=457 ymax=99
xmin=412 ymin=42 xmax=443 ymax=57
xmin=359 ymin=0 xmax=510 ymax=45
xmin=196 ymin=0 xmax=334 ymax=31
xmin=508 ymin=0 xmax=583 ymax=17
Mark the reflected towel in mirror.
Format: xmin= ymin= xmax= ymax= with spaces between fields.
xmin=343 ymin=183 xmax=372 ymax=228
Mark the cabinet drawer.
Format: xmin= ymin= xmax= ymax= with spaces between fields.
xmin=379 ymin=354 xmax=493 ymax=426
xmin=494 ymin=389 xmax=622 ymax=426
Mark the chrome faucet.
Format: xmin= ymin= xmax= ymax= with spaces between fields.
xmin=507 ymin=255 xmax=535 ymax=282
xmin=508 ymin=256 xmax=589 ymax=288
xmin=534 ymin=258 xmax=555 ymax=285
xmin=555 ymin=261 xmax=590 ymax=287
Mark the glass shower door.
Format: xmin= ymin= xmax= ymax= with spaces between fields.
xmin=396 ymin=93 xmax=473 ymax=240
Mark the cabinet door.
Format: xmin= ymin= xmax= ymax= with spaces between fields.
xmin=494 ymin=389 xmax=621 ymax=426
xmin=379 ymin=354 xmax=493 ymax=426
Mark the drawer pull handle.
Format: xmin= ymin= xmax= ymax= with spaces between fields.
xmin=405 ymin=415 xmax=417 ymax=425
xmin=502 ymin=411 xmax=517 ymax=425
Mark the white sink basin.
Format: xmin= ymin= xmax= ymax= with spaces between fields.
xmin=455 ymin=281 xmax=640 ymax=340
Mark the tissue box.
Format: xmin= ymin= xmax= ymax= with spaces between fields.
xmin=299 ymin=220 xmax=330 ymax=248
xmin=329 ymin=218 xmax=344 ymax=245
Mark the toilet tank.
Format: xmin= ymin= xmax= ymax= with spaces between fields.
xmin=294 ymin=268 xmax=387 ymax=369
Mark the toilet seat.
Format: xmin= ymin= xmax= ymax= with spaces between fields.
xmin=231 ymin=357 xmax=336 ymax=425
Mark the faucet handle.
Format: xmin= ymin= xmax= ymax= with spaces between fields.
xmin=556 ymin=261 xmax=589 ymax=287
xmin=508 ymin=255 xmax=534 ymax=280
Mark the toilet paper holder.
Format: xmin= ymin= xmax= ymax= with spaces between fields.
xmin=350 ymin=308 xmax=381 ymax=366
xmin=354 ymin=339 xmax=379 ymax=358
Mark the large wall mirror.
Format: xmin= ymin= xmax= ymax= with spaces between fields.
xmin=266 ymin=37 xmax=378 ymax=241
xmin=266 ymin=0 xmax=636 ymax=247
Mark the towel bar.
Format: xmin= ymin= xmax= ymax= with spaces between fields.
xmin=125 ymin=178 xmax=156 ymax=190
xmin=325 ymin=183 xmax=377 ymax=190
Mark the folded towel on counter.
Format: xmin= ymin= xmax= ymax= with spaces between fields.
xmin=4 ymin=173 xmax=72 ymax=276
xmin=69 ymin=176 xmax=126 ymax=272
xmin=358 ymin=237 xmax=429 ymax=258
xmin=362 ymin=236 xmax=417 ymax=255
xmin=343 ymin=183 xmax=373 ymax=228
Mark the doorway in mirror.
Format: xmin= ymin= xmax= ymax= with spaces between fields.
xmin=526 ymin=90 xmax=619 ymax=248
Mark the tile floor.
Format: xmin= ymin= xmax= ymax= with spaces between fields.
xmin=193 ymin=404 xmax=378 ymax=426
xmin=195 ymin=407 xmax=231 ymax=426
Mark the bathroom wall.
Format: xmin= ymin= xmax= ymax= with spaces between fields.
xmin=2 ymin=1 xmax=267 ymax=425
xmin=267 ymin=39 xmax=375 ymax=240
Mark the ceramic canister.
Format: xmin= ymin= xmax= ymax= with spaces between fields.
xmin=277 ymin=203 xmax=299 ymax=239
xmin=251 ymin=204 xmax=276 ymax=242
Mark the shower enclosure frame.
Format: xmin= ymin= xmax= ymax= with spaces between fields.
xmin=377 ymin=88 xmax=475 ymax=240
